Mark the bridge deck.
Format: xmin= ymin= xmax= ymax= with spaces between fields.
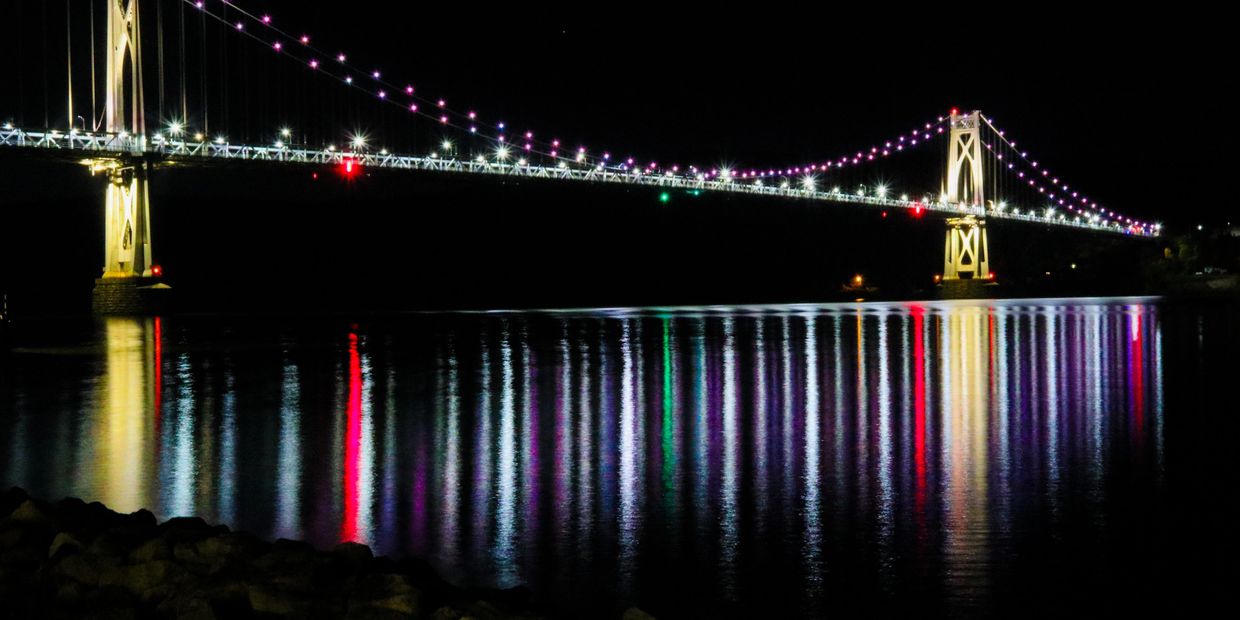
xmin=0 ymin=127 xmax=1154 ymax=238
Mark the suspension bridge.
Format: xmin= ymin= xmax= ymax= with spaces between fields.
xmin=0 ymin=0 xmax=1159 ymax=313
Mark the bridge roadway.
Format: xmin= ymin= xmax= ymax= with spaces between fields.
xmin=0 ymin=126 xmax=1154 ymax=238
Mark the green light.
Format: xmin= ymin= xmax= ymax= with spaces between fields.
xmin=659 ymin=192 xmax=671 ymax=203
xmin=691 ymin=190 xmax=701 ymax=196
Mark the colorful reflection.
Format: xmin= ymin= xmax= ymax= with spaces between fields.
xmin=0 ymin=300 xmax=1176 ymax=618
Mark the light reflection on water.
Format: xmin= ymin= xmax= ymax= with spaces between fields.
xmin=1 ymin=299 xmax=1175 ymax=618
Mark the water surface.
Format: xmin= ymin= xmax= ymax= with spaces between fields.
xmin=1 ymin=299 xmax=1232 ymax=617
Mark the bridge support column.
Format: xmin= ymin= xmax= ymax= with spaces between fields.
xmin=89 ymin=158 xmax=169 ymax=314
xmin=939 ymin=216 xmax=994 ymax=299
xmin=943 ymin=216 xmax=989 ymax=280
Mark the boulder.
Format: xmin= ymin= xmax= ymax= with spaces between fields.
xmin=246 ymin=582 xmax=318 ymax=617
xmin=332 ymin=541 xmax=375 ymax=573
xmin=7 ymin=499 xmax=53 ymax=527
xmin=99 ymin=559 xmax=194 ymax=603
xmin=348 ymin=573 xmax=423 ymax=616
xmin=129 ymin=537 xmax=173 ymax=564
xmin=622 ymin=608 xmax=658 ymax=620
xmin=0 ymin=487 xmax=31 ymax=518
xmin=48 ymin=531 xmax=85 ymax=559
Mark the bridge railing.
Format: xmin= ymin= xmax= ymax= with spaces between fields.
xmin=0 ymin=126 xmax=1156 ymax=237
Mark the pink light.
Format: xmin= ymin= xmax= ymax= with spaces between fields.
xmin=377 ymin=91 xmax=386 ymax=99
xmin=440 ymin=115 xmax=448 ymax=124
xmin=273 ymin=42 xmax=282 ymax=51
xmin=301 ymin=35 xmax=310 ymax=44
xmin=406 ymin=86 xmax=415 ymax=94
xmin=235 ymin=22 xmax=244 ymax=31
xmin=437 ymin=99 xmax=446 ymax=108
xmin=338 ymin=54 xmax=347 ymax=63
xmin=262 ymin=15 xmax=272 ymax=24
xmin=469 ymin=111 xmax=477 ymax=120
xmin=309 ymin=59 xmax=319 ymax=69
xmin=372 ymin=71 xmax=381 ymax=79
xmin=409 ymin=104 xmax=418 ymax=112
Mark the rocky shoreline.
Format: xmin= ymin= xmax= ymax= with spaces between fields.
xmin=0 ymin=488 xmax=654 ymax=620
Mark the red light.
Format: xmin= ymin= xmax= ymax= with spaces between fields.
xmin=340 ymin=158 xmax=361 ymax=179
xmin=881 ymin=211 xmax=888 ymax=218
xmin=151 ymin=265 xmax=163 ymax=277
xmin=950 ymin=107 xmax=960 ymax=116
xmin=913 ymin=202 xmax=924 ymax=217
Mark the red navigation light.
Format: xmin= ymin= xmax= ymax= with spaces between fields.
xmin=340 ymin=158 xmax=360 ymax=179
xmin=881 ymin=211 xmax=889 ymax=218
xmin=913 ymin=202 xmax=924 ymax=217
xmin=151 ymin=265 xmax=163 ymax=277
xmin=950 ymin=107 xmax=960 ymax=116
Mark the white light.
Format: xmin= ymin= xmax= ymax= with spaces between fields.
xmin=875 ymin=184 xmax=888 ymax=198
xmin=168 ymin=121 xmax=184 ymax=136
xmin=801 ymin=175 xmax=816 ymax=191
xmin=441 ymin=140 xmax=453 ymax=152
xmin=517 ymin=158 xmax=527 ymax=166
xmin=214 ymin=136 xmax=226 ymax=144
xmin=274 ymin=140 xmax=284 ymax=148
xmin=280 ymin=128 xmax=291 ymax=138
xmin=349 ymin=133 xmax=368 ymax=150
xmin=496 ymin=145 xmax=510 ymax=160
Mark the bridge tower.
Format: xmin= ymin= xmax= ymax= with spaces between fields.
xmin=90 ymin=0 xmax=166 ymax=313
xmin=942 ymin=110 xmax=990 ymax=281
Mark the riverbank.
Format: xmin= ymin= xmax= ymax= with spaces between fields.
xmin=0 ymin=488 xmax=655 ymax=620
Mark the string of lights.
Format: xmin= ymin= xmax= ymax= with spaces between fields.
xmin=736 ymin=117 xmax=949 ymax=180
xmin=980 ymin=114 xmax=1155 ymax=233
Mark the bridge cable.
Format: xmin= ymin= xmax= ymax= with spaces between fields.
xmin=200 ymin=4 xmax=208 ymax=135
xmin=90 ymin=0 xmax=98 ymax=131
xmin=66 ymin=0 xmax=73 ymax=132
xmin=179 ymin=0 xmax=188 ymax=126
xmin=156 ymin=0 xmax=166 ymax=124
xmin=42 ymin=0 xmax=49 ymax=129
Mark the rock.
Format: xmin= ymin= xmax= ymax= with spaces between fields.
xmin=429 ymin=607 xmax=466 ymax=620
xmin=333 ymin=541 xmax=375 ymax=572
xmin=49 ymin=531 xmax=85 ymax=559
xmin=622 ymin=607 xmax=658 ymax=620
xmin=247 ymin=583 xmax=317 ymax=617
xmin=175 ymin=532 xmax=268 ymax=576
xmin=349 ymin=573 xmax=423 ymax=616
xmin=170 ymin=597 xmax=220 ymax=620
xmin=100 ymin=560 xmax=192 ymax=601
xmin=7 ymin=499 xmax=52 ymax=526
xmin=345 ymin=606 xmax=412 ymax=620
xmin=0 ymin=487 xmax=31 ymax=518
xmin=129 ymin=537 xmax=173 ymax=563
xmin=51 ymin=553 xmax=106 ymax=586
xmin=159 ymin=517 xmax=224 ymax=544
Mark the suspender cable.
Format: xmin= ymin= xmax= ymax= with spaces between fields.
xmin=200 ymin=4 xmax=208 ymax=135
xmin=67 ymin=0 xmax=74 ymax=131
xmin=179 ymin=0 xmax=187 ymax=125
xmin=91 ymin=0 xmax=98 ymax=130
xmin=42 ymin=0 xmax=49 ymax=129
xmin=156 ymin=0 xmax=165 ymax=123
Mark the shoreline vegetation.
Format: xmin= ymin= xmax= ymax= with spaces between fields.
xmin=0 ymin=488 xmax=656 ymax=620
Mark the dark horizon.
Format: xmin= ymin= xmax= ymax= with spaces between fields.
xmin=1 ymin=2 xmax=1232 ymax=228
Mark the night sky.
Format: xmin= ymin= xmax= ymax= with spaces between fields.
xmin=2 ymin=2 xmax=1230 ymax=227
xmin=281 ymin=3 xmax=1228 ymax=228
